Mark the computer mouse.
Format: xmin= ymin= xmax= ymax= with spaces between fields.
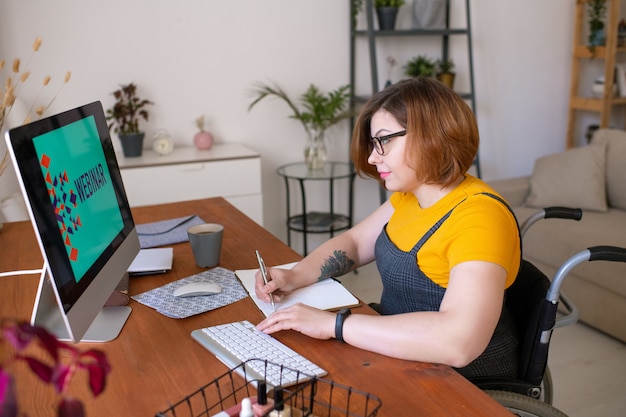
xmin=173 ymin=281 xmax=222 ymax=298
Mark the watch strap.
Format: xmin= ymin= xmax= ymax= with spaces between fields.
xmin=335 ymin=308 xmax=352 ymax=343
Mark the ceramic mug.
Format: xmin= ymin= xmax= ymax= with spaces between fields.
xmin=187 ymin=223 xmax=224 ymax=268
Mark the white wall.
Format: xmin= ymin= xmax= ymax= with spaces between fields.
xmin=0 ymin=0 xmax=577 ymax=251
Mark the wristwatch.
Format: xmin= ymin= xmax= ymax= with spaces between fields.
xmin=335 ymin=308 xmax=352 ymax=343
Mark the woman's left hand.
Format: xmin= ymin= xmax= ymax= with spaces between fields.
xmin=256 ymin=303 xmax=336 ymax=340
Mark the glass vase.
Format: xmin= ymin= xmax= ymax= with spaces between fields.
xmin=304 ymin=129 xmax=327 ymax=171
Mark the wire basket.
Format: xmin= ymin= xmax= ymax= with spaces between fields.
xmin=156 ymin=359 xmax=382 ymax=417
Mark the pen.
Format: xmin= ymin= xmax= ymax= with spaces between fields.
xmin=255 ymin=250 xmax=275 ymax=311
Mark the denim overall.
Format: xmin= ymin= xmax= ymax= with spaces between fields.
xmin=373 ymin=194 xmax=520 ymax=379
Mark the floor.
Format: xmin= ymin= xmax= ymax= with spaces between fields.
xmin=338 ymin=262 xmax=626 ymax=417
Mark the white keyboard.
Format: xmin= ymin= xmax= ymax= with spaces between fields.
xmin=191 ymin=320 xmax=327 ymax=387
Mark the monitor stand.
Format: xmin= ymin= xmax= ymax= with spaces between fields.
xmin=75 ymin=306 xmax=132 ymax=343
xmin=31 ymin=269 xmax=131 ymax=343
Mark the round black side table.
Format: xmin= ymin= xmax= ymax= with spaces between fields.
xmin=277 ymin=162 xmax=356 ymax=255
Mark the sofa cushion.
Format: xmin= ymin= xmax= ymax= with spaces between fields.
xmin=591 ymin=129 xmax=626 ymax=210
xmin=525 ymin=143 xmax=608 ymax=212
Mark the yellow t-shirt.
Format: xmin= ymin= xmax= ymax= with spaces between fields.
xmin=387 ymin=175 xmax=521 ymax=288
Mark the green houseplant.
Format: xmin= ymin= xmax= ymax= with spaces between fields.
xmin=436 ymin=58 xmax=455 ymax=89
xmin=404 ymin=55 xmax=436 ymax=78
xmin=105 ymin=83 xmax=153 ymax=158
xmin=248 ymin=82 xmax=352 ymax=170
xmin=587 ymin=0 xmax=608 ymax=52
xmin=375 ymin=0 xmax=405 ymax=30
xmin=375 ymin=0 xmax=405 ymax=7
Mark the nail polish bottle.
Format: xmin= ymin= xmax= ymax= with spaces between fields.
xmin=210 ymin=397 xmax=257 ymax=417
xmin=252 ymin=381 xmax=274 ymax=416
xmin=269 ymin=387 xmax=291 ymax=417
xmin=240 ymin=398 xmax=254 ymax=417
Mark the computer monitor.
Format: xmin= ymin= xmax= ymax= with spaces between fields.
xmin=5 ymin=101 xmax=140 ymax=343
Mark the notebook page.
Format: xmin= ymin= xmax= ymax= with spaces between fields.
xmin=235 ymin=262 xmax=360 ymax=317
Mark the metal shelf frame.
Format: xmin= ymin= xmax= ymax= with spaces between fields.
xmin=349 ymin=0 xmax=480 ymax=203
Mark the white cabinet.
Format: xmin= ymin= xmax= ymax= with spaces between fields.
xmin=118 ymin=144 xmax=263 ymax=225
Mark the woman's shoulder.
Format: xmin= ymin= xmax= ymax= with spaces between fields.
xmin=461 ymin=174 xmax=496 ymax=193
xmin=452 ymin=182 xmax=519 ymax=234
xmin=458 ymin=176 xmax=509 ymax=204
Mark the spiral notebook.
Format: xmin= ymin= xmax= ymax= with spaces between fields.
xmin=235 ymin=262 xmax=360 ymax=317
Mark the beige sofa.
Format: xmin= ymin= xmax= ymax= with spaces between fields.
xmin=489 ymin=129 xmax=626 ymax=343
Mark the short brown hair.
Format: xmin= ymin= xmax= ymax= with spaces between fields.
xmin=350 ymin=77 xmax=479 ymax=188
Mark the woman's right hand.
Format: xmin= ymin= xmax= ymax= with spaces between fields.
xmin=254 ymin=266 xmax=298 ymax=304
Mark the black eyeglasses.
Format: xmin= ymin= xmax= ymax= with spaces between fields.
xmin=369 ymin=130 xmax=406 ymax=155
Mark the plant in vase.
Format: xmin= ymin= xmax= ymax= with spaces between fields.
xmin=374 ymin=0 xmax=405 ymax=31
xmin=0 ymin=319 xmax=111 ymax=417
xmin=351 ymin=0 xmax=365 ymax=28
xmin=385 ymin=55 xmax=398 ymax=87
xmin=105 ymin=83 xmax=154 ymax=158
xmin=193 ymin=115 xmax=214 ymax=150
xmin=403 ymin=54 xmax=436 ymax=78
xmin=435 ymin=58 xmax=455 ymax=89
xmin=587 ymin=0 xmax=608 ymax=53
xmin=248 ymin=82 xmax=352 ymax=170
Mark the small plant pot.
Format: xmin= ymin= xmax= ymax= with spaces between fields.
xmin=376 ymin=7 xmax=399 ymax=31
xmin=436 ymin=72 xmax=455 ymax=89
xmin=120 ymin=132 xmax=145 ymax=157
xmin=589 ymin=27 xmax=605 ymax=47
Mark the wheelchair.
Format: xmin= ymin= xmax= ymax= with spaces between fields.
xmin=470 ymin=207 xmax=626 ymax=417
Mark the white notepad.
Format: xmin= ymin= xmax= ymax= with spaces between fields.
xmin=235 ymin=262 xmax=360 ymax=317
xmin=128 ymin=248 xmax=174 ymax=275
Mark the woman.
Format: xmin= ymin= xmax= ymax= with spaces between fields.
xmin=256 ymin=77 xmax=521 ymax=379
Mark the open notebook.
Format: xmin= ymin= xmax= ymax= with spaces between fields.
xmin=235 ymin=262 xmax=360 ymax=317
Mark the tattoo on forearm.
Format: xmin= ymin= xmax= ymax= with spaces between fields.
xmin=318 ymin=250 xmax=355 ymax=281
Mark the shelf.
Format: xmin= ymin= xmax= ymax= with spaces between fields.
xmin=288 ymin=212 xmax=351 ymax=233
xmin=354 ymin=28 xmax=469 ymax=37
xmin=355 ymin=91 xmax=473 ymax=103
xmin=572 ymin=44 xmax=626 ymax=59
xmin=570 ymin=95 xmax=626 ymax=112
xmin=349 ymin=0 xmax=480 ymax=189
xmin=566 ymin=0 xmax=624 ymax=148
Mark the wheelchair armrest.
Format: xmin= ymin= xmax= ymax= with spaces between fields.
xmin=519 ymin=207 xmax=582 ymax=238
xmin=554 ymin=292 xmax=579 ymax=328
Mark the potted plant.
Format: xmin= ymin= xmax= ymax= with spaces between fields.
xmin=375 ymin=0 xmax=405 ymax=31
xmin=587 ymin=0 xmax=607 ymax=52
xmin=248 ymin=82 xmax=352 ymax=170
xmin=351 ymin=0 xmax=364 ymax=28
xmin=105 ymin=83 xmax=153 ymax=158
xmin=0 ymin=319 xmax=111 ymax=417
xmin=436 ymin=58 xmax=455 ymax=89
xmin=403 ymin=55 xmax=436 ymax=78
xmin=193 ymin=115 xmax=214 ymax=150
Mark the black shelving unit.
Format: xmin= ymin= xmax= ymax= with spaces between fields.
xmin=349 ymin=0 xmax=480 ymax=202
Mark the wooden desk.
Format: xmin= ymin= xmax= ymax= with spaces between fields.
xmin=0 ymin=198 xmax=511 ymax=417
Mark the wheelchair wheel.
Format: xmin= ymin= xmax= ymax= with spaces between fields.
xmin=542 ymin=365 xmax=554 ymax=404
xmin=486 ymin=390 xmax=567 ymax=417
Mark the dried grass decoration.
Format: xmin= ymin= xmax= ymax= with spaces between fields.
xmin=0 ymin=37 xmax=71 ymax=176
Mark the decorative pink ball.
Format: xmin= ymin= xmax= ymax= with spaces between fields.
xmin=193 ymin=131 xmax=214 ymax=150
